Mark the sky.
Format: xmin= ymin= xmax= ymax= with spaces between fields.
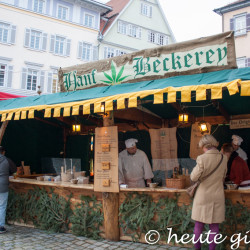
xmin=97 ymin=0 xmax=236 ymax=42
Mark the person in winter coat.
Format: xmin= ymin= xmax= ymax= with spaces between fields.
xmin=190 ymin=135 xmax=227 ymax=250
xmin=0 ymin=146 xmax=16 ymax=233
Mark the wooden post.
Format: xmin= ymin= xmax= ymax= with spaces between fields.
xmin=0 ymin=121 xmax=9 ymax=144
xmin=102 ymin=111 xmax=120 ymax=241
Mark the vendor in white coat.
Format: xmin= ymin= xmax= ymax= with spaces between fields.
xmin=232 ymin=135 xmax=248 ymax=161
xmin=119 ymin=138 xmax=154 ymax=188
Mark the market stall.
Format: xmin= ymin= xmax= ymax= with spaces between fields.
xmin=0 ymin=31 xmax=249 ymax=248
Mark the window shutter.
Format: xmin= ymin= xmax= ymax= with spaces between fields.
xmin=247 ymin=13 xmax=250 ymax=32
xmin=149 ymin=6 xmax=152 ymax=17
xmin=28 ymin=0 xmax=32 ymax=10
xmin=93 ymin=46 xmax=98 ymax=61
xmin=40 ymin=71 xmax=45 ymax=92
xmin=24 ymin=28 xmax=30 ymax=47
xmin=42 ymin=33 xmax=47 ymax=51
xmin=10 ymin=25 xmax=16 ymax=44
xmin=50 ymin=35 xmax=55 ymax=53
xmin=118 ymin=21 xmax=121 ymax=33
xmin=230 ymin=18 xmax=234 ymax=31
xmin=140 ymin=3 xmax=143 ymax=14
xmin=138 ymin=28 xmax=142 ymax=39
xmin=21 ymin=68 xmax=27 ymax=89
xmin=66 ymin=39 xmax=71 ymax=56
xmin=77 ymin=42 xmax=83 ymax=59
xmin=104 ymin=47 xmax=107 ymax=59
xmin=128 ymin=24 xmax=132 ymax=36
xmin=47 ymin=72 xmax=53 ymax=93
xmin=148 ymin=31 xmax=151 ymax=42
xmin=7 ymin=65 xmax=13 ymax=87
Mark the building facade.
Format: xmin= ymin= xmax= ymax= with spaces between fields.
xmin=98 ymin=0 xmax=176 ymax=59
xmin=0 ymin=0 xmax=112 ymax=95
xmin=214 ymin=0 xmax=250 ymax=68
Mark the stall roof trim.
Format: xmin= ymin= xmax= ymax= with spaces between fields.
xmin=0 ymin=67 xmax=250 ymax=121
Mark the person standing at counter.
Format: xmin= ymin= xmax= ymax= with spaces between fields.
xmin=118 ymin=138 xmax=154 ymax=188
xmin=190 ymin=135 xmax=227 ymax=250
xmin=221 ymin=143 xmax=250 ymax=185
xmin=232 ymin=135 xmax=248 ymax=161
xmin=0 ymin=146 xmax=16 ymax=233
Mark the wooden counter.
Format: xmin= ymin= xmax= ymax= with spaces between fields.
xmin=8 ymin=178 xmax=250 ymax=249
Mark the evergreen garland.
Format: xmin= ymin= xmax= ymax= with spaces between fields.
xmin=70 ymin=195 xmax=104 ymax=239
xmin=119 ymin=192 xmax=250 ymax=249
xmin=7 ymin=187 xmax=72 ymax=233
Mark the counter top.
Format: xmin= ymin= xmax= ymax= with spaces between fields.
xmin=10 ymin=178 xmax=250 ymax=193
xmin=10 ymin=178 xmax=94 ymax=190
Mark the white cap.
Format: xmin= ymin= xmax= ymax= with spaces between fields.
xmin=125 ymin=138 xmax=138 ymax=148
xmin=232 ymin=135 xmax=243 ymax=146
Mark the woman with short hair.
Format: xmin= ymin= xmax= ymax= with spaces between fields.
xmin=190 ymin=134 xmax=227 ymax=250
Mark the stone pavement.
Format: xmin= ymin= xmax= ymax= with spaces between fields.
xmin=0 ymin=225 xmax=190 ymax=250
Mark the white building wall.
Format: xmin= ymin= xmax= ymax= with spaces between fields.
xmin=0 ymin=0 xmax=105 ymax=96
xmin=99 ymin=0 xmax=175 ymax=60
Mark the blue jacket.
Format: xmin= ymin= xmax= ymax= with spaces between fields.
xmin=0 ymin=154 xmax=16 ymax=193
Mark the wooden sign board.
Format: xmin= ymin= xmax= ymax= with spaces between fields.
xmin=189 ymin=122 xmax=211 ymax=160
xmin=230 ymin=119 xmax=250 ymax=129
xmin=149 ymin=128 xmax=179 ymax=171
xmin=94 ymin=126 xmax=119 ymax=192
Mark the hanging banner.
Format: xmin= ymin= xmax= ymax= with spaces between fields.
xmin=59 ymin=32 xmax=236 ymax=92
xmin=189 ymin=122 xmax=211 ymax=160
xmin=149 ymin=127 xmax=179 ymax=171
xmin=230 ymin=119 xmax=250 ymax=129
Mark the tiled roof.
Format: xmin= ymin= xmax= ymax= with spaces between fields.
xmin=100 ymin=0 xmax=130 ymax=35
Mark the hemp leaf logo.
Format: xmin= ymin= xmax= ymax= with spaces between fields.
xmin=101 ymin=61 xmax=130 ymax=85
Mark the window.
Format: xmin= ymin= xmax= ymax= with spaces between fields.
xmin=140 ymin=3 xmax=152 ymax=17
xmin=236 ymin=57 xmax=246 ymax=68
xmin=148 ymin=30 xmax=168 ymax=45
xmin=0 ymin=64 xmax=6 ymax=86
xmin=57 ymin=5 xmax=69 ymax=20
xmin=0 ymin=21 xmax=16 ymax=44
xmin=129 ymin=25 xmax=141 ymax=38
xmin=234 ymin=15 xmax=246 ymax=36
xmin=84 ymin=13 xmax=94 ymax=28
xmin=104 ymin=47 xmax=115 ymax=59
xmin=27 ymin=69 xmax=38 ymax=91
xmin=116 ymin=50 xmax=127 ymax=56
xmin=118 ymin=21 xmax=127 ymax=35
xmin=21 ymin=67 xmax=45 ymax=91
xmin=77 ymin=42 xmax=98 ymax=61
xmin=50 ymin=35 xmax=71 ymax=56
xmin=24 ymin=28 xmax=47 ymax=51
xmin=148 ymin=31 xmax=155 ymax=43
xmin=55 ymin=36 xmax=65 ymax=55
xmin=104 ymin=47 xmax=127 ymax=59
xmin=33 ymin=0 xmax=45 ymax=13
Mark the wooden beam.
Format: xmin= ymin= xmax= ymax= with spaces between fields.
xmin=0 ymin=121 xmax=9 ymax=144
xmin=34 ymin=117 xmax=61 ymax=128
xmin=114 ymin=108 xmax=162 ymax=126
xmin=212 ymin=100 xmax=230 ymax=122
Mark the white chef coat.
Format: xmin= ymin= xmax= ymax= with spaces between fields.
xmin=118 ymin=149 xmax=154 ymax=188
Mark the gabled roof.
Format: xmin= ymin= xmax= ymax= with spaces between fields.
xmin=100 ymin=0 xmax=130 ymax=35
xmin=214 ymin=0 xmax=250 ymax=15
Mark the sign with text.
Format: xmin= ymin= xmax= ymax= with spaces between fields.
xmin=230 ymin=119 xmax=250 ymax=129
xmin=59 ymin=32 xmax=236 ymax=92
xmin=94 ymin=126 xmax=119 ymax=192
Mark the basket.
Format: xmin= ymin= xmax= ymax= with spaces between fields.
xmin=61 ymin=172 xmax=73 ymax=182
xmin=166 ymin=178 xmax=186 ymax=189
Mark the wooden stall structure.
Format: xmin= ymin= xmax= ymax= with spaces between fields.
xmin=0 ymin=31 xmax=250 ymax=248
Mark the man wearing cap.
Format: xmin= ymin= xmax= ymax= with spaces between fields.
xmin=0 ymin=146 xmax=16 ymax=233
xmin=118 ymin=138 xmax=154 ymax=188
xmin=232 ymin=135 xmax=248 ymax=161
